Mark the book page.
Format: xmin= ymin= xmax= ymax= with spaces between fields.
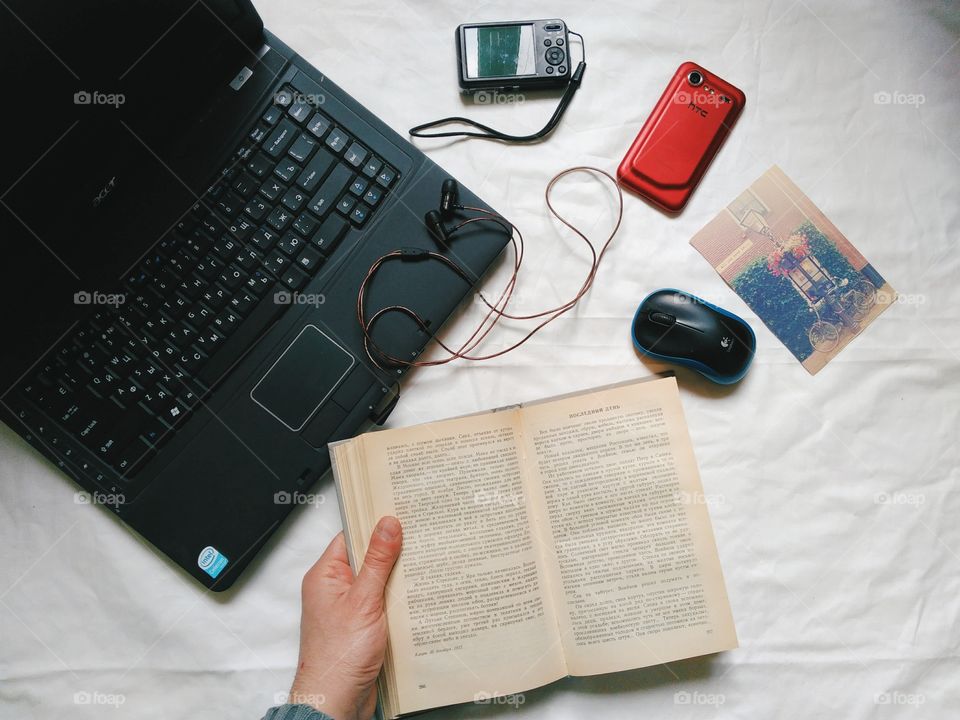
xmin=334 ymin=409 xmax=566 ymax=717
xmin=517 ymin=377 xmax=737 ymax=676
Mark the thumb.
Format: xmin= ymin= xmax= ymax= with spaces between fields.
xmin=350 ymin=516 xmax=402 ymax=611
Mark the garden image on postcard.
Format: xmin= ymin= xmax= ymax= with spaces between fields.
xmin=690 ymin=166 xmax=895 ymax=375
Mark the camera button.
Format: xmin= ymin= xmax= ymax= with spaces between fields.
xmin=556 ymin=38 xmax=565 ymax=46
xmin=559 ymin=66 xmax=566 ymax=74
xmin=546 ymin=66 xmax=554 ymax=74
xmin=543 ymin=38 xmax=552 ymax=47
xmin=545 ymin=47 xmax=565 ymax=65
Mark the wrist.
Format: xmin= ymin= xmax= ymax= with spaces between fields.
xmin=289 ymin=673 xmax=356 ymax=720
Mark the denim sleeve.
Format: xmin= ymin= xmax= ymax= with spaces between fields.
xmin=261 ymin=704 xmax=335 ymax=720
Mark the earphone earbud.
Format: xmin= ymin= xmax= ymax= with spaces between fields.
xmin=425 ymin=179 xmax=461 ymax=245
xmin=424 ymin=209 xmax=449 ymax=244
xmin=439 ymin=178 xmax=460 ymax=219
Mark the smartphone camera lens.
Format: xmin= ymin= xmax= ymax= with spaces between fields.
xmin=687 ymin=70 xmax=704 ymax=87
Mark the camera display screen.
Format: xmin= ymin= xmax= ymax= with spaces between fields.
xmin=464 ymin=24 xmax=536 ymax=78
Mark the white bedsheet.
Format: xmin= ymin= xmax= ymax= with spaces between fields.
xmin=2 ymin=1 xmax=958 ymax=718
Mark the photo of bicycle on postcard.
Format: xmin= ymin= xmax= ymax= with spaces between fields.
xmin=690 ymin=166 xmax=896 ymax=375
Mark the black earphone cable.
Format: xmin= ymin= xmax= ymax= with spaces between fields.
xmin=409 ymin=33 xmax=587 ymax=143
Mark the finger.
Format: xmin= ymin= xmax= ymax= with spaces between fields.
xmin=349 ymin=516 xmax=402 ymax=611
xmin=303 ymin=532 xmax=352 ymax=588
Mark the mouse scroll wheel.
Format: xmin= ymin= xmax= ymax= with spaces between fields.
xmin=649 ymin=311 xmax=676 ymax=326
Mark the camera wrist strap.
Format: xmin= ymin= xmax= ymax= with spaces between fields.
xmin=409 ymin=61 xmax=586 ymax=143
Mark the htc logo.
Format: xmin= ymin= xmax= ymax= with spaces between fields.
xmin=92 ymin=176 xmax=117 ymax=207
xmin=688 ymin=102 xmax=709 ymax=117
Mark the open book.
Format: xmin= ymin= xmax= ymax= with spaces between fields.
xmin=330 ymin=376 xmax=737 ymax=718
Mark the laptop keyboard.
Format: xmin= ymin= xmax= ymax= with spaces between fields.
xmin=12 ymin=84 xmax=399 ymax=485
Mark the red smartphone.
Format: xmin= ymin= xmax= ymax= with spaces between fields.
xmin=617 ymin=62 xmax=745 ymax=213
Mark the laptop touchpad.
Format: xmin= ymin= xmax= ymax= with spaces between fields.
xmin=251 ymin=325 xmax=355 ymax=431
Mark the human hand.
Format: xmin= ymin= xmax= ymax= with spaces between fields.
xmin=289 ymin=516 xmax=403 ymax=720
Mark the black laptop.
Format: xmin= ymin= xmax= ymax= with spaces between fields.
xmin=0 ymin=0 xmax=507 ymax=590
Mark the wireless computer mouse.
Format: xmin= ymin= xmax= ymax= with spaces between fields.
xmin=631 ymin=289 xmax=756 ymax=384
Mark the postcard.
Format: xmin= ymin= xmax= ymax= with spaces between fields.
xmin=690 ymin=166 xmax=895 ymax=375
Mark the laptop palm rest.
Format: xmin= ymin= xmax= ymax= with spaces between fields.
xmin=250 ymin=325 xmax=355 ymax=432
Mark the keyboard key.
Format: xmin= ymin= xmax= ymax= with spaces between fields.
xmin=296 ymin=246 xmax=323 ymax=272
xmin=234 ymin=248 xmax=261 ymax=272
xmin=216 ymin=191 xmax=243 ymax=218
xmin=264 ymin=252 xmax=290 ymax=275
xmin=336 ymin=195 xmax=356 ymax=215
xmin=281 ymin=187 xmax=307 ymax=213
xmin=292 ymin=213 xmax=318 ymax=237
xmin=312 ymin=214 xmax=349 ymax=256
xmin=288 ymin=98 xmax=312 ymax=124
xmin=278 ymin=233 xmax=306 ymax=257
xmin=246 ymin=152 xmax=272 ymax=178
xmin=361 ymin=157 xmax=382 ymax=179
xmin=325 ymin=127 xmax=350 ymax=154
xmin=232 ymin=171 xmax=258 ymax=198
xmin=113 ymin=440 xmax=156 ymax=477
xmin=194 ymin=326 xmax=227 ymax=355
xmin=362 ymin=185 xmax=382 ymax=206
xmin=349 ymin=177 xmax=368 ymax=197
xmin=376 ymin=165 xmax=397 ymax=187
xmin=249 ymin=124 xmax=269 ymax=144
xmin=226 ymin=216 xmax=255 ymax=242
xmin=281 ymin=266 xmax=309 ymax=290
xmin=297 ymin=149 xmax=336 ymax=193
xmin=196 ymin=255 xmax=224 ymax=281
xmin=230 ymin=290 xmax=258 ymax=316
xmin=264 ymin=118 xmax=298 ymax=158
xmin=141 ymin=415 xmax=172 ymax=449
xmin=244 ymin=197 xmax=269 ymax=221
xmin=288 ymin=133 xmax=317 ymax=163
xmin=260 ymin=178 xmax=285 ymax=202
xmin=350 ymin=203 xmax=370 ymax=226
xmin=266 ymin=207 xmax=294 ymax=233
xmin=308 ymin=164 xmax=352 ymax=216
xmin=219 ymin=266 xmax=246 ymax=291
xmin=274 ymin=158 xmax=300 ymax=183
xmin=262 ymin=104 xmax=283 ymax=126
xmin=344 ymin=142 xmax=368 ymax=168
xmin=306 ymin=113 xmax=331 ymax=138
xmin=201 ymin=285 xmax=229 ymax=310
xmin=245 ymin=270 xmax=274 ymax=296
xmin=273 ymin=88 xmax=294 ymax=107
xmin=212 ymin=235 xmax=238 ymax=259
xmin=251 ymin=227 xmax=279 ymax=252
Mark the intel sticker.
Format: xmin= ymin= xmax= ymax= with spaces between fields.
xmin=197 ymin=545 xmax=229 ymax=579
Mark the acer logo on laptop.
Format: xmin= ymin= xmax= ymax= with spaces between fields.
xmin=92 ymin=176 xmax=117 ymax=207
